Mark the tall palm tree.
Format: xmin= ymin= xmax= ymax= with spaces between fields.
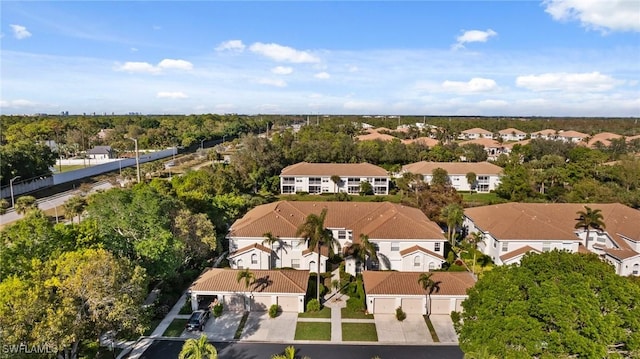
xmin=418 ymin=273 xmax=441 ymax=317
xmin=330 ymin=175 xmax=341 ymax=194
xmin=575 ymin=206 xmax=606 ymax=249
xmin=262 ymin=232 xmax=290 ymax=269
xmin=466 ymin=232 xmax=484 ymax=275
xmin=14 ymin=196 xmax=37 ymax=215
xmin=466 ymin=172 xmax=477 ymax=194
xmin=179 ymin=334 xmax=217 ymax=359
xmin=64 ymin=195 xmax=87 ymax=224
xmin=296 ymin=208 xmax=340 ymax=303
xmin=354 ymin=234 xmax=378 ymax=271
xmin=441 ymin=203 xmax=465 ymax=246
xmin=236 ymin=268 xmax=255 ymax=311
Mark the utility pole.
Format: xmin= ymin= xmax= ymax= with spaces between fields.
xmin=9 ymin=175 xmax=21 ymax=207
xmin=126 ymin=137 xmax=141 ymax=183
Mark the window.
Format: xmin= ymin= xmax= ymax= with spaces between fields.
xmin=338 ymin=230 xmax=346 ymax=240
xmin=414 ymin=256 xmax=421 ymax=267
xmin=322 ymin=178 xmax=329 ymax=183
xmin=282 ymin=177 xmax=295 ymax=184
xmin=309 ymin=186 xmax=321 ymax=194
xmin=251 ymin=254 xmax=257 ymax=264
xmin=391 ymin=243 xmax=400 ymax=252
xmin=291 ymin=259 xmax=300 ymax=269
xmin=309 ymin=177 xmax=321 ymax=185
xmin=597 ymin=236 xmax=606 ymax=243
xmin=282 ymin=185 xmax=295 ymax=194
xmin=309 ymin=261 xmax=316 ymax=270
xmin=428 ymin=262 xmax=436 ymax=270
xmin=434 ymin=242 xmax=441 ymax=252
xmin=633 ymin=264 xmax=639 ymax=275
xmin=348 ymin=177 xmax=360 ymax=183
xmin=236 ymin=259 xmax=243 ymax=269
xmin=501 ymin=242 xmax=508 ymax=252
xmin=295 ymin=178 xmax=304 ymax=183
xmin=542 ymin=242 xmax=551 ymax=252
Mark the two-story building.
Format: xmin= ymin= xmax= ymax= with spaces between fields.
xmin=498 ymin=128 xmax=527 ymax=142
xmin=401 ymin=161 xmax=503 ymax=192
xmin=280 ymin=162 xmax=390 ymax=195
xmin=463 ymin=202 xmax=640 ymax=276
xmin=459 ymin=128 xmax=494 ymax=140
xmin=227 ymin=201 xmax=446 ymax=275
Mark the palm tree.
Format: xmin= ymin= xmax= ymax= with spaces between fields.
xmin=440 ymin=203 xmax=465 ymax=246
xmin=349 ymin=234 xmax=378 ymax=271
xmin=296 ymin=208 xmax=340 ymax=303
xmin=64 ymin=195 xmax=87 ymax=223
xmin=236 ymin=268 xmax=255 ymax=311
xmin=14 ymin=196 xmax=37 ymax=215
xmin=466 ymin=232 xmax=485 ymax=275
xmin=575 ymin=206 xmax=606 ymax=249
xmin=330 ymin=175 xmax=341 ymax=194
xmin=271 ymin=345 xmax=296 ymax=359
xmin=466 ymin=172 xmax=477 ymax=194
xmin=262 ymin=232 xmax=289 ymax=269
xmin=179 ymin=334 xmax=217 ymax=359
xmin=418 ymin=272 xmax=441 ymax=317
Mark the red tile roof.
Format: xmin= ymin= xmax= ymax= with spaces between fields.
xmin=190 ymin=268 xmax=309 ymax=294
xmin=281 ymin=162 xmax=388 ymax=177
xmin=499 ymin=245 xmax=540 ymax=262
xmin=498 ymin=128 xmax=526 ymax=135
xmin=228 ymin=243 xmax=273 ymax=258
xmin=356 ymin=132 xmax=397 ymax=142
xmin=602 ymin=248 xmax=640 ymax=260
xmin=399 ymin=245 xmax=445 ymax=260
xmin=402 ymin=161 xmax=503 ymax=175
xmin=459 ymin=138 xmax=503 ymax=148
xmin=362 ymin=271 xmax=475 ymax=296
xmin=462 ymin=128 xmax=493 ymax=135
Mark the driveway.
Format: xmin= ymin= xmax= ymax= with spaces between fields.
xmin=241 ymin=311 xmax=297 ymax=341
xmin=374 ymin=314 xmax=433 ymax=344
xmin=430 ymin=314 xmax=459 ymax=343
xmin=184 ymin=312 xmax=244 ymax=341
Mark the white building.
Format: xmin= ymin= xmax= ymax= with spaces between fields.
xmin=498 ymin=128 xmax=527 ymax=142
xmin=459 ymin=128 xmax=494 ymax=140
xmin=463 ymin=203 xmax=640 ymax=276
xmin=280 ymin=162 xmax=390 ymax=195
xmin=401 ymin=161 xmax=503 ymax=193
xmin=227 ymin=201 xmax=446 ymax=275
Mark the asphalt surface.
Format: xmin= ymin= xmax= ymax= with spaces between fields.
xmin=135 ymin=340 xmax=463 ymax=359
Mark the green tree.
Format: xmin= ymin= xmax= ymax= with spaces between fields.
xmin=179 ymin=334 xmax=218 ymax=359
xmin=296 ymin=208 xmax=340 ymax=302
xmin=359 ymin=180 xmax=374 ymax=196
xmin=330 ymin=175 xmax=342 ymax=193
xmin=14 ymin=195 xmax=37 ymax=215
xmin=271 ymin=345 xmax=296 ymax=359
xmin=464 ymin=347 xmax=499 ymax=359
xmin=236 ymin=268 xmax=255 ymax=311
xmin=465 ymin=172 xmax=477 ymax=193
xmin=344 ymin=234 xmax=378 ymax=272
xmin=0 ymin=140 xmax=57 ymax=186
xmin=574 ymin=206 xmax=606 ymax=249
xmin=431 ymin=168 xmax=450 ymax=186
xmin=466 ymin=232 xmax=485 ymax=275
xmin=457 ymin=250 xmax=640 ymax=358
xmin=63 ymin=195 xmax=87 ymax=223
xmin=0 ymin=198 xmax=8 ymax=215
xmin=440 ymin=203 xmax=464 ymax=246
xmin=418 ymin=273 xmax=441 ymax=317
xmin=262 ymin=232 xmax=290 ymax=269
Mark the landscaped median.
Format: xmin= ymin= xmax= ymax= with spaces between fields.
xmin=294 ymin=322 xmax=331 ymax=341
xmin=341 ymin=323 xmax=378 ymax=341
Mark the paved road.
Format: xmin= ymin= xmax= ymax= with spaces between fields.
xmin=134 ymin=340 xmax=463 ymax=359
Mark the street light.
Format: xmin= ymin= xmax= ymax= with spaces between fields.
xmin=200 ymin=139 xmax=205 ymax=150
xmin=126 ymin=137 xmax=141 ymax=184
xmin=9 ymin=176 xmax=21 ymax=208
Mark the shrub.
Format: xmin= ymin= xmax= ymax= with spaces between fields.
xmin=212 ymin=303 xmax=223 ymax=317
xmin=269 ymin=304 xmax=280 ymax=318
xmin=395 ymin=306 xmax=406 ymax=321
xmin=306 ymin=299 xmax=321 ymax=312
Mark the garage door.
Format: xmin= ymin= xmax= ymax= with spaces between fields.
xmin=224 ymin=295 xmax=245 ymax=311
xmin=278 ymin=296 xmax=298 ymax=312
xmin=401 ymin=298 xmax=424 ymax=314
xmin=252 ymin=295 xmax=272 ymax=311
xmin=373 ymin=298 xmax=396 ymax=314
xmin=429 ymin=298 xmax=451 ymax=315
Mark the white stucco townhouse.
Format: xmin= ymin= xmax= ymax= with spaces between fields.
xmin=280 ymin=162 xmax=390 ymax=195
xmin=401 ymin=161 xmax=503 ymax=193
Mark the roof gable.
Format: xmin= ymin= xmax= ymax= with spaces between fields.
xmin=362 ymin=271 xmax=475 ymax=296
xmin=402 ymin=161 xmax=503 ymax=175
xmin=190 ymin=268 xmax=309 ymax=294
xmin=281 ymin=162 xmax=388 ymax=177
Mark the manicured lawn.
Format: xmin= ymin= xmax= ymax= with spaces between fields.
xmin=143 ymin=318 xmax=163 ymax=336
xmin=57 ymin=164 xmax=89 ymax=173
xmin=462 ymin=192 xmax=507 ymax=206
xmin=294 ymin=322 xmax=331 ymax=341
xmin=341 ymin=323 xmax=378 ymax=341
xmin=423 ymin=316 xmax=440 ymax=342
xmin=162 ymin=319 xmax=187 ymax=337
xmin=341 ymin=308 xmax=374 ymax=319
xmin=298 ymin=307 xmax=331 ymax=319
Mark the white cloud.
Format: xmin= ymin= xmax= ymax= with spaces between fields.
xmin=158 ymin=59 xmax=193 ymax=71
xmin=10 ymin=24 xmax=32 ymax=39
xmin=516 ymin=72 xmax=623 ymax=92
xmin=453 ymin=29 xmax=497 ymax=49
xmin=0 ymin=99 xmax=37 ymax=108
xmin=257 ymin=78 xmax=287 ymax=87
xmin=249 ymin=42 xmax=320 ymax=63
xmin=216 ymin=40 xmax=246 ymax=52
xmin=544 ymin=0 xmax=640 ymax=33
xmin=271 ymin=66 xmax=293 ymax=75
xmin=314 ymin=72 xmax=331 ymax=79
xmin=441 ymin=78 xmax=498 ymax=94
xmin=347 ymin=65 xmax=359 ymax=73
xmin=115 ymin=59 xmax=193 ymax=74
xmin=157 ymin=91 xmax=188 ymax=99
xmin=130 ymin=47 xmax=138 ymax=52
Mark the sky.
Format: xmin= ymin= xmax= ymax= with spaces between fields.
xmin=1 ymin=1 xmax=639 ymax=117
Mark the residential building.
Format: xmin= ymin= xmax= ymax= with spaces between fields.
xmin=227 ymin=201 xmax=445 ymax=274
xmin=363 ymin=271 xmax=475 ymax=315
xmin=86 ymin=145 xmax=114 ymax=159
xmin=556 ymin=130 xmax=588 ymax=143
xmin=188 ymin=268 xmax=309 ymax=312
xmin=530 ymin=129 xmax=558 ymax=140
xmin=401 ymin=161 xmax=503 ymax=192
xmin=498 ymin=128 xmax=527 ymax=142
xmin=459 ymin=128 xmax=494 ymax=140
xmin=356 ymin=131 xmax=397 ymax=142
xmin=463 ymin=203 xmax=640 ymax=276
xmin=280 ymin=162 xmax=390 ymax=195
xmin=401 ymin=137 xmax=439 ymax=147
xmin=458 ymin=138 xmax=505 ymax=161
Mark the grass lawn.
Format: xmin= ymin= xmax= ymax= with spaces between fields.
xmin=278 ymin=194 xmax=401 ymax=203
xmin=341 ymin=308 xmax=374 ymax=319
xmin=294 ymin=322 xmax=331 ymax=341
xmin=298 ymin=307 xmax=331 ymax=319
xmin=143 ymin=318 xmax=163 ymax=336
xmin=163 ymin=319 xmax=187 ymax=337
xmin=462 ymin=192 xmax=507 ymax=206
xmin=341 ymin=323 xmax=378 ymax=342
xmin=56 ymin=164 xmax=89 ymax=173
xmin=423 ymin=316 xmax=440 ymax=342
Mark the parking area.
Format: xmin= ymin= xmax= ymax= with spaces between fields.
xmin=240 ymin=311 xmax=298 ymax=341
xmin=374 ymin=314 xmax=433 ymax=344
xmin=182 ymin=312 xmax=245 ymax=341
xmin=429 ymin=315 xmax=459 ymax=343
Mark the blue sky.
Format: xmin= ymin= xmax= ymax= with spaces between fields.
xmin=1 ymin=1 xmax=639 ymax=116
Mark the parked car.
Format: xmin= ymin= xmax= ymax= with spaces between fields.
xmin=185 ymin=310 xmax=209 ymax=331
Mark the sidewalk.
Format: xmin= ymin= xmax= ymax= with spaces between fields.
xmin=323 ymin=268 xmax=348 ymax=342
xmin=150 ymin=291 xmax=189 ymax=337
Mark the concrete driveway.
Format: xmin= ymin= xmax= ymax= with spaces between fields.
xmin=184 ymin=312 xmax=244 ymax=341
xmin=374 ymin=314 xmax=433 ymax=344
xmin=241 ymin=311 xmax=298 ymax=341
xmin=429 ymin=315 xmax=459 ymax=343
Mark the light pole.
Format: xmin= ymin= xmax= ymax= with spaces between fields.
xmin=200 ymin=139 xmax=205 ymax=150
xmin=126 ymin=137 xmax=141 ymax=183
xmin=9 ymin=176 xmax=21 ymax=208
